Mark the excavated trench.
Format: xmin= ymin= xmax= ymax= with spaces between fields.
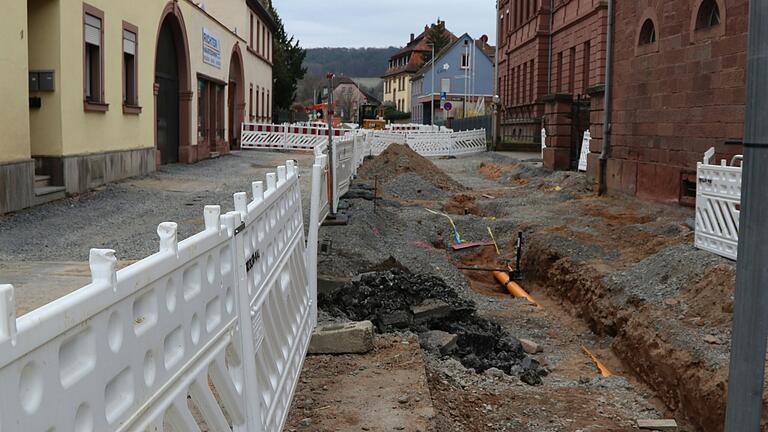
xmin=319 ymin=266 xmax=548 ymax=385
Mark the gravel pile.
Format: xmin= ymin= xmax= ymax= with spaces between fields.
xmin=383 ymin=172 xmax=449 ymax=201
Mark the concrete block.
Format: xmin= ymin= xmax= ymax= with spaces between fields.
xmin=308 ymin=321 xmax=374 ymax=355
xmin=419 ymin=330 xmax=458 ymax=355
xmin=411 ymin=299 xmax=452 ymax=323
xmin=636 ymin=419 xmax=677 ymax=430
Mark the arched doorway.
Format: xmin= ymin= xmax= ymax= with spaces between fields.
xmin=154 ymin=3 xmax=191 ymax=165
xmin=228 ymin=45 xmax=245 ymax=150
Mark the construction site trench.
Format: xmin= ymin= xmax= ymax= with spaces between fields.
xmin=285 ymin=145 xmax=739 ymax=432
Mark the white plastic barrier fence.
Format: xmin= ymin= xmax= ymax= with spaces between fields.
xmin=407 ymin=132 xmax=455 ymax=157
xmin=0 ymin=160 xmax=319 ymax=432
xmin=451 ymin=130 xmax=488 ymax=155
xmin=695 ymin=147 xmax=742 ymax=261
xmin=241 ymin=123 xmax=484 ymax=159
xmin=242 ymin=123 xmax=344 ymax=151
xmin=369 ymin=131 xmax=408 ymax=156
xmin=332 ymin=135 xmax=355 ymax=214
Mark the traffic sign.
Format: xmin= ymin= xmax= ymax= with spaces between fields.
xmin=440 ymin=92 xmax=447 ymax=101
xmin=444 ymin=102 xmax=453 ymax=111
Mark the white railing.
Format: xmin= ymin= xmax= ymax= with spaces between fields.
xmin=241 ymin=123 xmax=485 ymax=159
xmin=0 ymin=159 xmax=330 ymax=432
xmin=241 ymin=123 xmax=344 ymax=151
xmin=695 ymin=147 xmax=742 ymax=261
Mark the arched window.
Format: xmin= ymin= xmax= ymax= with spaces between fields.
xmin=638 ymin=19 xmax=657 ymax=46
xmin=696 ymin=0 xmax=721 ymax=30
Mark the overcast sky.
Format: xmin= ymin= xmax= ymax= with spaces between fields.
xmin=276 ymin=0 xmax=497 ymax=48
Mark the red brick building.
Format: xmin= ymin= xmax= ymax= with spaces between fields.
xmin=593 ymin=0 xmax=748 ymax=204
xmin=498 ymin=0 xmax=748 ymax=205
xmin=497 ymin=0 xmax=609 ymax=168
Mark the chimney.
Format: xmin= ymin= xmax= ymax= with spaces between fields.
xmin=410 ymin=33 xmax=415 ymax=42
xmin=425 ymin=25 xmax=429 ymax=32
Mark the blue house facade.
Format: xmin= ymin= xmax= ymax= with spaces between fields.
xmin=411 ymin=34 xmax=495 ymax=124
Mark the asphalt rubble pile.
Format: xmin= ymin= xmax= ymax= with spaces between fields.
xmin=320 ymin=266 xmax=548 ymax=385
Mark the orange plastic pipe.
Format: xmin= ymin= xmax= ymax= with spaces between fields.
xmin=493 ymin=271 xmax=539 ymax=306
xmin=581 ymin=345 xmax=613 ymax=378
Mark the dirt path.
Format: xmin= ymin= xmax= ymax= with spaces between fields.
xmin=285 ymin=335 xmax=435 ymax=432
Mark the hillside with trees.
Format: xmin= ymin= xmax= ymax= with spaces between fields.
xmin=303 ymin=47 xmax=399 ymax=77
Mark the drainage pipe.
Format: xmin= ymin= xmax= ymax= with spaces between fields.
xmin=598 ymin=0 xmax=615 ymax=196
xmin=493 ymin=271 xmax=538 ymax=306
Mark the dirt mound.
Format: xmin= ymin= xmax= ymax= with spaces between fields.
xmin=357 ymin=144 xmax=465 ymax=192
xmin=320 ymin=268 xmax=546 ymax=385
xmin=443 ymin=193 xmax=484 ymax=216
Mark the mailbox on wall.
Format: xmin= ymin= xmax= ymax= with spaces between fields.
xmin=29 ymin=70 xmax=55 ymax=92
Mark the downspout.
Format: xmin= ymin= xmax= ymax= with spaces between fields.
xmin=598 ymin=0 xmax=615 ymax=195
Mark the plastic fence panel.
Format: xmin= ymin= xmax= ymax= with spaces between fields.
xmin=0 ymin=159 xmax=318 ymax=432
xmin=232 ymin=160 xmax=313 ymax=431
xmin=452 ymin=129 xmax=487 ymax=155
xmin=695 ymin=149 xmax=742 ymax=261
xmin=332 ymin=137 xmax=355 ymax=214
xmin=0 ymin=207 xmax=248 ymax=432
xmin=406 ymin=132 xmax=455 ymax=157
xmin=242 ymin=124 xmax=287 ymax=149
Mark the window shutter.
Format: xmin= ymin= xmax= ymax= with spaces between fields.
xmin=85 ymin=14 xmax=101 ymax=46
xmin=123 ymin=30 xmax=136 ymax=55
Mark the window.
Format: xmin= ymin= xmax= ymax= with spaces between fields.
xmin=529 ymin=60 xmax=534 ymax=103
xmin=441 ymin=78 xmax=451 ymax=93
xmin=256 ymin=21 xmax=261 ymax=54
xmin=582 ymin=41 xmax=591 ymax=91
xmin=461 ymin=53 xmax=470 ymax=69
xmin=250 ymin=14 xmax=254 ymax=48
xmin=696 ymin=0 xmax=721 ymax=30
xmin=639 ymin=19 xmax=656 ymax=45
xmin=256 ymin=86 xmax=260 ymax=118
xmin=249 ymin=84 xmax=254 ymax=120
xmin=198 ymin=79 xmax=207 ymax=140
xmin=122 ymin=23 xmax=139 ymax=112
xmin=569 ymin=47 xmax=576 ymax=94
xmin=267 ymin=90 xmax=271 ymax=120
xmin=215 ymin=85 xmax=225 ymax=140
xmin=83 ymin=4 xmax=106 ymax=110
xmin=556 ymin=52 xmax=563 ymax=93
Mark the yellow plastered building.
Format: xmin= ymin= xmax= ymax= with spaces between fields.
xmin=0 ymin=0 xmax=274 ymax=214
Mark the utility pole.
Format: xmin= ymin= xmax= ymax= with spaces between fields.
xmin=724 ymin=2 xmax=768 ymax=431
xmin=326 ymin=72 xmax=336 ymax=215
xmin=430 ymin=43 xmax=435 ymax=126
